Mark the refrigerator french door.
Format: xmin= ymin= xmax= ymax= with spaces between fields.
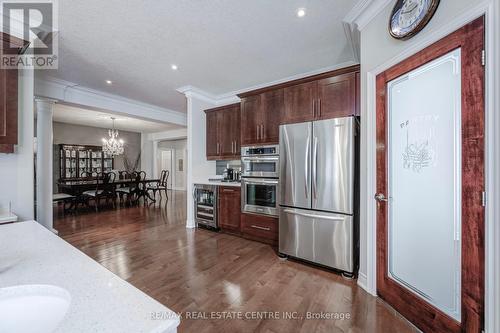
xmin=279 ymin=117 xmax=356 ymax=274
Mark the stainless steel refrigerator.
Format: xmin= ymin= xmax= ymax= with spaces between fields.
xmin=279 ymin=117 xmax=357 ymax=275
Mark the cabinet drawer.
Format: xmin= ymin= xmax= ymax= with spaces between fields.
xmin=241 ymin=213 xmax=278 ymax=241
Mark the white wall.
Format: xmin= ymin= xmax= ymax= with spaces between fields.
xmin=158 ymin=139 xmax=187 ymax=190
xmin=0 ymin=68 xmax=34 ymax=220
xmin=359 ymin=6 xmax=499 ymax=331
xmin=141 ymin=128 xmax=187 ymax=180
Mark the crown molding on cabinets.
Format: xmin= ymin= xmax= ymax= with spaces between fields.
xmin=35 ymin=77 xmax=187 ymax=126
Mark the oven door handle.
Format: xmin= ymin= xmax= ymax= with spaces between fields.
xmin=241 ymin=156 xmax=279 ymax=162
xmin=243 ymin=179 xmax=279 ymax=185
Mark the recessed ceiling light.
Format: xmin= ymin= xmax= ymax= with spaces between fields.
xmin=105 ymin=80 xmax=113 ymax=85
xmin=171 ymin=64 xmax=178 ymax=70
xmin=296 ymin=8 xmax=306 ymax=18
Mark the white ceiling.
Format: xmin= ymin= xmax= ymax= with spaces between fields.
xmin=38 ymin=0 xmax=358 ymax=113
xmin=52 ymin=104 xmax=180 ymax=133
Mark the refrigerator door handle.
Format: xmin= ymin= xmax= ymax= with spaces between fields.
xmin=312 ymin=136 xmax=318 ymax=199
xmin=304 ymin=135 xmax=310 ymax=198
xmin=282 ymin=208 xmax=345 ymax=222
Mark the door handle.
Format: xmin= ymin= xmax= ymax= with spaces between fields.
xmin=312 ymin=136 xmax=318 ymax=199
xmin=304 ymin=135 xmax=310 ymax=198
xmin=283 ymin=208 xmax=345 ymax=221
xmin=374 ymin=193 xmax=389 ymax=202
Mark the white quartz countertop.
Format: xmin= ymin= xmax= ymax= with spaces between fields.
xmin=0 ymin=221 xmax=180 ymax=333
xmin=195 ymin=180 xmax=241 ymax=187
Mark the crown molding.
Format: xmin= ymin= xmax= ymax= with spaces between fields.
xmin=343 ymin=0 xmax=393 ymax=33
xmin=177 ymin=85 xmax=240 ymax=106
xmin=342 ymin=0 xmax=393 ymax=61
xmin=178 ymin=60 xmax=359 ymax=105
xmin=35 ymin=76 xmax=187 ymax=126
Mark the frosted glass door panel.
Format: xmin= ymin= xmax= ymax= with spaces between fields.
xmin=387 ymin=49 xmax=461 ymax=321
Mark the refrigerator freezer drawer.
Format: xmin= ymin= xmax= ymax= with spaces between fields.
xmin=279 ymin=207 xmax=353 ymax=273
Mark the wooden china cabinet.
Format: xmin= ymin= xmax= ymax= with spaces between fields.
xmin=59 ymin=144 xmax=114 ymax=180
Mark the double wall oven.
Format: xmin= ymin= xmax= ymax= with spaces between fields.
xmin=241 ymin=145 xmax=279 ymax=217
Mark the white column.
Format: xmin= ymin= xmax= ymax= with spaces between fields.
xmin=183 ymin=92 xmax=217 ymax=229
xmin=35 ymin=98 xmax=56 ymax=232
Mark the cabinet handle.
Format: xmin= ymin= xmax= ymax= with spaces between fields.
xmin=261 ymin=125 xmax=265 ymax=140
xmin=256 ymin=125 xmax=260 ymax=140
xmin=312 ymin=99 xmax=316 ymax=118
xmin=318 ymin=99 xmax=322 ymax=117
xmin=250 ymin=225 xmax=271 ymax=231
xmin=223 ymin=189 xmax=235 ymax=193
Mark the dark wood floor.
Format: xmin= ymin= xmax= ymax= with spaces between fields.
xmin=54 ymin=191 xmax=417 ymax=333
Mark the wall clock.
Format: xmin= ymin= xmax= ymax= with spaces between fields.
xmin=389 ymin=0 xmax=440 ymax=40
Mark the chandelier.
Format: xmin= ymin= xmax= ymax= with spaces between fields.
xmin=102 ymin=117 xmax=124 ymax=156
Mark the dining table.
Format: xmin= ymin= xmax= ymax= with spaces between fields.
xmin=57 ymin=178 xmax=161 ymax=209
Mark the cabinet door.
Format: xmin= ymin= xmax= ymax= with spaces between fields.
xmin=220 ymin=105 xmax=241 ymax=158
xmin=283 ymin=81 xmax=316 ymax=125
xmin=355 ymin=71 xmax=360 ymax=116
xmin=317 ymin=72 xmax=356 ymax=120
xmin=241 ymin=95 xmax=262 ymax=146
xmin=0 ymin=67 xmax=18 ymax=153
xmin=219 ymin=187 xmax=241 ymax=232
xmin=231 ymin=104 xmax=241 ymax=155
xmin=206 ymin=111 xmax=219 ymax=159
xmin=261 ymin=89 xmax=283 ymax=144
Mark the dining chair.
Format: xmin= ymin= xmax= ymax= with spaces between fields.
xmin=135 ymin=171 xmax=148 ymax=204
xmin=116 ymin=171 xmax=140 ymax=206
xmin=147 ymin=170 xmax=169 ymax=203
xmin=82 ymin=172 xmax=115 ymax=211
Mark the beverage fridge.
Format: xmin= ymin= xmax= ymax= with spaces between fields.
xmin=278 ymin=117 xmax=358 ymax=276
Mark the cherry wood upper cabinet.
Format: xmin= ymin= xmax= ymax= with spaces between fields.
xmin=316 ymin=72 xmax=356 ymax=120
xmin=260 ymin=89 xmax=283 ymax=144
xmin=205 ymin=103 xmax=241 ymax=160
xmin=240 ymin=94 xmax=262 ymax=146
xmin=282 ymin=81 xmax=317 ymax=124
xmin=218 ymin=186 xmax=241 ymax=232
xmin=0 ymin=33 xmax=27 ymax=154
xmin=205 ymin=111 xmax=219 ymax=159
xmin=220 ymin=104 xmax=241 ymax=158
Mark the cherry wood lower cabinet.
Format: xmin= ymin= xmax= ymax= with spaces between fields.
xmin=218 ymin=186 xmax=241 ymax=233
xmin=241 ymin=213 xmax=278 ymax=246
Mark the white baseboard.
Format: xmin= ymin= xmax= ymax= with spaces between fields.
xmin=357 ymin=272 xmax=368 ymax=292
xmin=185 ymin=219 xmax=196 ymax=229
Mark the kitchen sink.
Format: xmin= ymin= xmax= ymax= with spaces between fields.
xmin=0 ymin=284 xmax=71 ymax=333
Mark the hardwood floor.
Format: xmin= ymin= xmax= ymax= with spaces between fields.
xmin=54 ymin=190 xmax=417 ymax=333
